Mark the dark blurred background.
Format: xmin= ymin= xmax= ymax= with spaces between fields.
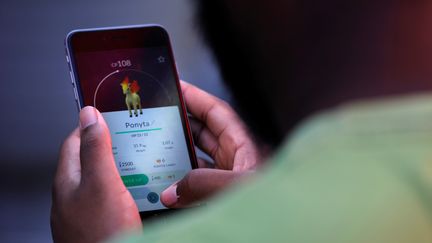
xmin=0 ymin=1 xmax=226 ymax=242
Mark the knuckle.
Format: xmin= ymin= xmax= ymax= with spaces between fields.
xmin=216 ymin=98 xmax=235 ymax=114
xmin=219 ymin=99 xmax=231 ymax=110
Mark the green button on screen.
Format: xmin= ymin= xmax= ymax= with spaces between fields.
xmin=121 ymin=174 xmax=149 ymax=187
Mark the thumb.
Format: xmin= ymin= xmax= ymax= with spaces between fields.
xmin=79 ymin=106 xmax=118 ymax=182
xmin=160 ymin=169 xmax=246 ymax=208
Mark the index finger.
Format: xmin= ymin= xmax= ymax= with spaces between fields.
xmin=180 ymin=81 xmax=244 ymax=137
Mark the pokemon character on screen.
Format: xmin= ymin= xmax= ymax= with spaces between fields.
xmin=120 ymin=76 xmax=143 ymax=117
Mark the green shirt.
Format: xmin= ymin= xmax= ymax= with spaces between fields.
xmin=114 ymin=94 xmax=432 ymax=243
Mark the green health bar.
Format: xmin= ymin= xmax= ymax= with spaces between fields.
xmin=115 ymin=128 xmax=162 ymax=134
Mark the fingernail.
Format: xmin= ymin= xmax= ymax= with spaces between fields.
xmin=161 ymin=183 xmax=179 ymax=207
xmin=79 ymin=106 xmax=98 ymax=129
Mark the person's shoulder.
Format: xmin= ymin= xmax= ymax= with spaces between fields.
xmin=291 ymin=93 xmax=432 ymax=141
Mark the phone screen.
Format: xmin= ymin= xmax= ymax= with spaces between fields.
xmin=67 ymin=26 xmax=197 ymax=213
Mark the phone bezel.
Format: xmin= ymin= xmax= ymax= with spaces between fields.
xmin=65 ymin=24 xmax=198 ymax=219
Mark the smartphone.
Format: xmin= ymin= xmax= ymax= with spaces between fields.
xmin=65 ymin=25 xmax=198 ymax=217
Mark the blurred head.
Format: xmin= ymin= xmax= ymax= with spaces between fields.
xmin=195 ymin=0 xmax=432 ymax=147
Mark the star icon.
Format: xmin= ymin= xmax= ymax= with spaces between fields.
xmin=157 ymin=56 xmax=165 ymax=63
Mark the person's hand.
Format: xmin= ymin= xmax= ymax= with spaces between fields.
xmin=51 ymin=107 xmax=141 ymax=243
xmin=160 ymin=81 xmax=262 ymax=208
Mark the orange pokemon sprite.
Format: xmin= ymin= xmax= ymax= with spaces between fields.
xmin=120 ymin=76 xmax=143 ymax=117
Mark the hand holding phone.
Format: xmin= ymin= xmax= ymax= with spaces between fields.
xmin=65 ymin=25 xmax=198 ymax=217
xmin=51 ymin=80 xmax=262 ymax=242
xmin=52 ymin=24 xmax=262 ymax=243
xmin=159 ymin=81 xmax=262 ymax=208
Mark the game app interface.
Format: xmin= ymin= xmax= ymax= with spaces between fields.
xmin=73 ymin=46 xmax=194 ymax=212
